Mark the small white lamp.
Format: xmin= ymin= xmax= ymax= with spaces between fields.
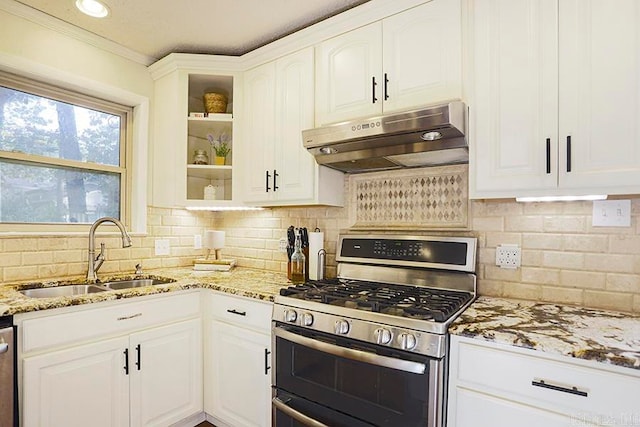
xmin=194 ymin=230 xmax=236 ymax=271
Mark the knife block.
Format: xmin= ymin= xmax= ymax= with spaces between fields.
xmin=303 ymin=247 xmax=309 ymax=281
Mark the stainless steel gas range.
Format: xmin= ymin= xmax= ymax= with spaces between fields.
xmin=272 ymin=234 xmax=477 ymax=427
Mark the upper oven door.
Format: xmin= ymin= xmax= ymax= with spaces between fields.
xmin=273 ymin=324 xmax=445 ymax=427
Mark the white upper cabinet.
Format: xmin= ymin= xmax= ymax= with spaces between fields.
xmin=470 ymin=0 xmax=640 ymax=198
xmin=315 ymin=0 xmax=462 ymax=126
xmin=241 ymin=47 xmax=344 ymax=206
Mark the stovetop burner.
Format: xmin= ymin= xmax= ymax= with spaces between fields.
xmin=279 ymin=278 xmax=473 ymax=322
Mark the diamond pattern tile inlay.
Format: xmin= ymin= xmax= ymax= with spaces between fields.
xmin=349 ymin=165 xmax=469 ymax=229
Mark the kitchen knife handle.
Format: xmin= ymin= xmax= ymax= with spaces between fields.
xmin=265 ymin=170 xmax=271 ymax=192
xmin=273 ymin=169 xmax=279 ymax=191
xmin=546 ymin=138 xmax=551 ymax=174
xmin=384 ymin=73 xmax=389 ymax=100
xmin=566 ymin=136 xmax=572 ymax=172
xmin=372 ymin=76 xmax=378 ymax=103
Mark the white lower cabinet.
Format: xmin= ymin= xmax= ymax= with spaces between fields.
xmin=204 ymin=292 xmax=272 ymax=427
xmin=447 ymin=335 xmax=640 ymax=427
xmin=18 ymin=291 xmax=203 ymax=427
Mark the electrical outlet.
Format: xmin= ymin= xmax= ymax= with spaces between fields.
xmin=194 ymin=234 xmax=202 ymax=249
xmin=279 ymin=238 xmax=288 ymax=253
xmin=496 ymin=244 xmax=521 ymax=269
xmin=155 ymin=239 xmax=170 ymax=256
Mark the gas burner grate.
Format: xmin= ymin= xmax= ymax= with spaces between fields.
xmin=279 ymin=278 xmax=473 ymax=322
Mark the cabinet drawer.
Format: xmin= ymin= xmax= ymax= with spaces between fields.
xmin=21 ymin=291 xmax=201 ymax=354
xmin=455 ymin=340 xmax=640 ymax=420
xmin=209 ymin=291 xmax=272 ymax=332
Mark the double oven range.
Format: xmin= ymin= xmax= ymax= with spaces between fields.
xmin=272 ymin=234 xmax=477 ymax=427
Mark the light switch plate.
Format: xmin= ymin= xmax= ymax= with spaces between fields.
xmin=154 ymin=239 xmax=170 ymax=256
xmin=194 ymin=234 xmax=202 ymax=249
xmin=592 ymin=200 xmax=631 ymax=227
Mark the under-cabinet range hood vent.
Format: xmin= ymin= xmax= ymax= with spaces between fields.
xmin=302 ymin=101 xmax=467 ymax=173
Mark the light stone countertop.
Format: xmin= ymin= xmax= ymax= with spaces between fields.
xmin=449 ymin=296 xmax=640 ymax=371
xmin=0 ymin=267 xmax=289 ymax=316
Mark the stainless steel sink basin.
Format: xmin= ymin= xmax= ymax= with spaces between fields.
xmin=100 ymin=278 xmax=175 ymax=290
xmin=20 ymin=284 xmax=109 ymax=298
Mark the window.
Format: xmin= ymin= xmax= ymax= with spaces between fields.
xmin=0 ymin=72 xmax=130 ymax=227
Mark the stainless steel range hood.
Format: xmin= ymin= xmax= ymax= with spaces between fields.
xmin=303 ymin=101 xmax=467 ymax=173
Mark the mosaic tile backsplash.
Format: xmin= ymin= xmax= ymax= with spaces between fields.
xmin=349 ymin=165 xmax=469 ymax=229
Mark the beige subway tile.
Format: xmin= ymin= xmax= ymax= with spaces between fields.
xmin=38 ymin=264 xmax=69 ymax=279
xmin=584 ymin=253 xmax=635 ymax=273
xmin=542 ymin=251 xmax=584 ymax=269
xmin=485 ymin=232 xmax=522 ymax=248
xmin=161 ymin=258 xmax=183 ymax=268
xmin=563 ymin=234 xmax=608 ymax=253
xmin=4 ymin=238 xmax=38 ymax=252
xmin=584 ymin=290 xmax=633 ymax=312
xmin=107 ymin=248 xmax=132 ymax=261
xmin=476 ymin=279 xmax=504 ymax=297
xmin=521 ymin=267 xmax=560 ymax=285
xmin=53 ymin=250 xmax=83 ymax=264
xmin=147 ymin=214 xmax=162 ymax=226
xmin=472 ymin=217 xmax=504 ymax=232
xmin=37 ymin=238 xmax=68 ymax=251
xmin=541 ymin=286 xmax=583 ymax=306
xmin=560 ymin=270 xmax=606 ymax=289
xmin=22 ymin=252 xmax=54 ymax=266
xmin=264 ymin=260 xmax=282 ymax=272
xmin=238 ymin=258 xmax=266 ymax=269
xmin=561 ymin=201 xmax=593 ymax=215
xmin=521 ymin=250 xmax=543 ymax=267
xmin=171 ymin=226 xmax=202 ymax=236
xmin=68 ymin=238 xmax=87 ymax=250
xmin=522 ymin=233 xmax=563 ymax=249
xmin=505 ymin=216 xmax=543 ymax=232
xmin=67 ymin=262 xmax=88 ymax=276
xmin=0 ymin=253 xmax=21 ymax=267
xmin=473 ymin=200 xmax=523 ymax=217
xmin=543 ymin=216 xmax=586 ymax=233
xmin=477 ymin=247 xmax=495 ymax=265
xmin=608 ymin=235 xmax=640 ymax=255
xmin=484 ymin=265 xmax=521 ymax=282
xmin=255 ymin=249 xmax=274 ymax=260
xmin=522 ymin=202 xmax=564 ymax=215
xmin=605 ymin=273 xmax=640 ymax=293
xmin=140 ymin=259 xmax=163 ymax=270
xmin=633 ymin=295 xmax=640 ymax=313
xmin=502 ymin=282 xmax=542 ymax=301
xmin=4 ymin=266 xmax=39 ymax=282
xmin=151 ymin=226 xmax=172 ymax=236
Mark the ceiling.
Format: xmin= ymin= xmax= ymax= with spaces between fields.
xmin=14 ymin=0 xmax=370 ymax=61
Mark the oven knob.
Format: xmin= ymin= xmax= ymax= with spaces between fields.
xmin=374 ymin=328 xmax=392 ymax=345
xmin=335 ymin=319 xmax=350 ymax=334
xmin=301 ymin=312 xmax=314 ymax=326
xmin=398 ymin=333 xmax=417 ymax=350
xmin=284 ymin=309 xmax=298 ymax=323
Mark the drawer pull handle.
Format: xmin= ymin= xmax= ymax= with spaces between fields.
xmin=531 ymin=378 xmax=588 ymax=397
xmin=227 ymin=309 xmax=246 ymax=316
xmin=123 ymin=348 xmax=129 ymax=375
xmin=264 ymin=348 xmax=271 ymax=375
xmin=117 ymin=312 xmax=142 ymax=321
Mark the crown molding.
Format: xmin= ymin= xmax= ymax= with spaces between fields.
xmin=0 ymin=0 xmax=155 ymax=66
xmin=148 ymin=53 xmax=244 ymax=80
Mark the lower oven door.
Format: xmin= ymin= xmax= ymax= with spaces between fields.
xmin=273 ymin=323 xmax=446 ymax=427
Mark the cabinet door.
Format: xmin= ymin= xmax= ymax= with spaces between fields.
xmin=22 ymin=336 xmax=130 ymax=427
xmin=558 ymin=0 xmax=640 ymax=193
xmin=207 ymin=319 xmax=271 ymax=427
xmin=242 ymin=62 xmax=277 ymax=203
xmin=315 ymin=22 xmax=383 ymax=125
xmin=130 ymin=318 xmax=202 ymax=427
xmin=382 ymin=0 xmax=462 ymax=113
xmin=470 ymin=0 xmax=559 ymax=198
xmin=274 ymin=47 xmax=316 ymax=202
xmin=452 ymin=388 xmax=594 ymax=427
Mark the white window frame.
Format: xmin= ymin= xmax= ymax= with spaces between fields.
xmin=0 ymin=71 xmax=134 ymax=233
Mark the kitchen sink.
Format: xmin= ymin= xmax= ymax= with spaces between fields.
xmin=100 ymin=278 xmax=175 ymax=290
xmin=19 ymin=284 xmax=109 ymax=298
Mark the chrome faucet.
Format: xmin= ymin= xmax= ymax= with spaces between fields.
xmin=87 ymin=217 xmax=132 ymax=281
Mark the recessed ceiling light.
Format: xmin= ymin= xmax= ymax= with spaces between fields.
xmin=75 ymin=0 xmax=109 ymax=18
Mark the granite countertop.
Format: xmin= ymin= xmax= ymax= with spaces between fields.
xmin=0 ymin=267 xmax=290 ymax=316
xmin=450 ymin=296 xmax=640 ymax=371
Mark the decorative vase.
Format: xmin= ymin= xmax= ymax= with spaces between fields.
xmin=193 ymin=150 xmax=209 ymax=165
xmin=214 ymin=156 xmax=226 ymax=165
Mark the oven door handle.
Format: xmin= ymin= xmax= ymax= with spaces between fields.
xmin=273 ymin=397 xmax=330 ymax=427
xmin=274 ymin=327 xmax=426 ymax=374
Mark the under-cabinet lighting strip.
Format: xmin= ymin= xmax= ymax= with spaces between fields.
xmin=515 ymin=195 xmax=607 ymax=203
xmin=185 ymin=206 xmax=265 ymax=211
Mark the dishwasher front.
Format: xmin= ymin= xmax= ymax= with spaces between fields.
xmin=0 ymin=316 xmax=15 ymax=427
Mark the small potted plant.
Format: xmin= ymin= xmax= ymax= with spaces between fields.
xmin=208 ymin=133 xmax=231 ymax=165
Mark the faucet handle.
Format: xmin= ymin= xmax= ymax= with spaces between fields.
xmin=135 ymin=263 xmax=143 ymax=276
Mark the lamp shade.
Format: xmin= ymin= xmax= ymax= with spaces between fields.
xmin=203 ymin=230 xmax=225 ymax=249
